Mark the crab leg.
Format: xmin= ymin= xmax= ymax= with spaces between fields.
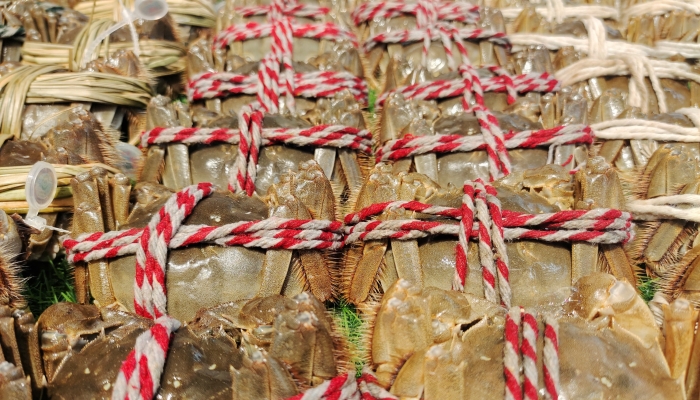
xmin=314 ymin=148 xmax=336 ymax=179
xmin=663 ymin=299 xmax=698 ymax=380
xmin=572 ymin=157 xmax=634 ymax=284
xmin=257 ymin=204 xmax=294 ymax=299
xmin=70 ymin=172 xmax=115 ymax=306
xmin=90 ymin=167 xmax=115 ymax=231
xmin=111 ymin=173 xmax=131 ymax=229
xmin=140 ymin=146 xmax=165 ymax=183
xmin=8 ymin=309 xmax=42 ymax=398
xmin=338 ymin=149 xmax=363 ymax=193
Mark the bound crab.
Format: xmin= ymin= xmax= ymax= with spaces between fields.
xmin=353 ymin=0 xmax=592 ymax=185
xmin=180 ymin=0 xmax=370 ymax=201
xmin=26 ymin=292 xmax=350 ymax=399
xmin=0 ymin=107 xmax=126 ymax=260
xmin=68 ymin=159 xmax=337 ymax=317
xmin=365 ymin=275 xmax=691 ymax=399
xmin=480 ymin=0 xmax=700 ymax=174
xmin=140 ymin=92 xmax=370 ymax=206
xmin=342 ymin=159 xmax=635 ymax=307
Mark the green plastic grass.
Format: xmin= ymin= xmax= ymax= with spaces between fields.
xmin=368 ymin=88 xmax=377 ymax=115
xmin=331 ymin=299 xmax=365 ymax=376
xmin=638 ymin=275 xmax=659 ymax=303
xmin=22 ymin=256 xmax=76 ymax=316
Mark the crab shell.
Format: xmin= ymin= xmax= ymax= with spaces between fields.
xmin=343 ymin=159 xmax=635 ymax=306
xmin=355 ymin=5 xmax=508 ymax=88
xmin=72 ymin=161 xmax=336 ymax=322
xmin=368 ymin=276 xmax=683 ymax=399
xmin=33 ymin=292 xmax=346 ymax=399
xmin=140 ymin=93 xmax=369 ymax=200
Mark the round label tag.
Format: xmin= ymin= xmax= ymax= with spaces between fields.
xmin=25 ymin=161 xmax=57 ymax=211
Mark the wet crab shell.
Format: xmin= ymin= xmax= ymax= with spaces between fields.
xmin=365 ymin=276 xmax=682 ymax=399
xmin=39 ymin=293 xmax=348 ymax=399
xmin=140 ymin=94 xmax=370 ymax=203
xmin=343 ymin=160 xmax=634 ymax=306
xmin=72 ymin=161 xmax=336 ymax=322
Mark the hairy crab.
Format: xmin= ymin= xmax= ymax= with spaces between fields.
xmin=0 ymin=107 xmax=126 ymax=260
xmin=181 ymin=0 xmax=370 ymax=200
xmin=140 ymin=92 xmax=370 ymax=205
xmin=34 ymin=291 xmax=348 ymax=399
xmin=0 ymin=288 xmax=349 ymax=399
xmin=366 ymin=276 xmax=687 ymax=399
xmin=342 ymin=160 xmax=635 ymax=306
xmin=70 ymin=160 xmax=336 ymax=319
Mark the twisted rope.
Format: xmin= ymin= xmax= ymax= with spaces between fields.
xmin=504 ymin=307 xmax=522 ymax=400
xmin=376 ymin=72 xmax=559 ymax=106
xmin=344 ymin=178 xmax=633 ymax=306
xmin=504 ymin=309 xmax=558 ymax=400
xmin=521 ymin=310 xmax=539 ymax=400
xmin=140 ymin=125 xmax=372 ymax=154
xmin=376 ymin=125 xmax=593 ymax=163
xmin=543 ymin=317 xmax=561 ymax=400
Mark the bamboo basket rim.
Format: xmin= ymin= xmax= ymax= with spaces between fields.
xmin=21 ymin=17 xmax=186 ymax=75
xmin=0 ymin=64 xmax=152 ymax=138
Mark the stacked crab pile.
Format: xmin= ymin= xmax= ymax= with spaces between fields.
xmin=0 ymin=0 xmax=218 ymax=261
xmin=3 ymin=0 xmax=700 ymax=399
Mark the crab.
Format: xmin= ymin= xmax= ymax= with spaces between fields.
xmin=491 ymin=2 xmax=700 ymax=174
xmin=140 ymin=92 xmax=369 ymax=205
xmin=180 ymin=0 xmax=369 ymax=201
xmin=367 ymin=275 xmax=686 ymax=399
xmin=0 ymin=107 xmax=127 ymax=260
xmin=354 ymin=4 xmax=509 ymax=89
xmin=71 ymin=159 xmax=336 ymax=320
xmin=36 ymin=291 xmax=348 ymax=399
xmin=0 ymin=288 xmax=348 ymax=399
xmin=343 ymin=159 xmax=635 ymax=306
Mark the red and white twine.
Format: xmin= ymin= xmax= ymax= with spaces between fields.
xmin=543 ymin=317 xmax=561 ymax=400
xmin=141 ymin=125 xmax=372 ymax=153
xmin=504 ymin=307 xmax=522 ymax=400
xmin=110 ymin=183 xmax=213 ymax=400
xmin=521 ymin=310 xmax=539 ymax=400
xmin=504 ymin=308 xmax=559 ymax=400
xmin=376 ymin=124 xmax=593 ymax=164
xmin=139 ymin=123 xmax=372 ymax=192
